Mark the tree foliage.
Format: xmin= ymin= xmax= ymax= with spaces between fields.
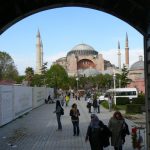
xmin=117 ymin=65 xmax=132 ymax=87
xmin=46 ymin=64 xmax=69 ymax=90
xmin=0 ymin=51 xmax=18 ymax=80
xmin=25 ymin=67 xmax=34 ymax=86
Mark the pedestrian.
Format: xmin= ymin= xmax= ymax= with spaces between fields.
xmin=87 ymin=97 xmax=92 ymax=113
xmin=70 ymin=103 xmax=80 ymax=136
xmin=97 ymin=98 xmax=101 ymax=113
xmin=93 ymin=98 xmax=98 ymax=113
xmin=53 ymin=100 xmax=63 ymax=131
xmin=108 ymin=111 xmax=129 ymax=150
xmin=93 ymin=93 xmax=98 ymax=113
xmin=65 ymin=94 xmax=70 ymax=106
xmin=85 ymin=114 xmax=111 ymax=150
xmin=108 ymin=95 xmax=113 ymax=112
xmin=59 ymin=93 xmax=65 ymax=106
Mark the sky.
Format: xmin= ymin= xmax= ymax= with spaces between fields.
xmin=0 ymin=7 xmax=144 ymax=75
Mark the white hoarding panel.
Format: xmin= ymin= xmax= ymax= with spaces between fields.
xmin=14 ymin=86 xmax=32 ymax=119
xmin=46 ymin=88 xmax=54 ymax=99
xmin=0 ymin=85 xmax=13 ymax=126
xmin=32 ymin=87 xmax=45 ymax=108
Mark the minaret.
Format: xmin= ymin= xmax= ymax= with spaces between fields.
xmin=117 ymin=41 xmax=121 ymax=70
xmin=35 ymin=29 xmax=43 ymax=74
xmin=139 ymin=55 xmax=143 ymax=61
xmin=125 ymin=32 xmax=129 ymax=68
xmin=41 ymin=40 xmax=43 ymax=68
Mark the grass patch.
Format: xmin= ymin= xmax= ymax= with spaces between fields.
xmin=115 ymin=105 xmax=126 ymax=110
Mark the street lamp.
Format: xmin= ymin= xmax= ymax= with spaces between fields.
xmin=119 ymin=79 xmax=121 ymax=88
xmin=113 ymin=72 xmax=116 ymax=104
xmin=76 ymin=77 xmax=79 ymax=100
xmin=76 ymin=77 xmax=79 ymax=93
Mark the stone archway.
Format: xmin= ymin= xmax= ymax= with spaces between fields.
xmin=0 ymin=0 xmax=148 ymax=35
xmin=0 ymin=0 xmax=150 ymax=148
xmin=77 ymin=59 xmax=96 ymax=70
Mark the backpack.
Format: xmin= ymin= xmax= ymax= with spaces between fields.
xmin=101 ymin=125 xmax=112 ymax=147
xmin=60 ymin=107 xmax=64 ymax=115
xmin=121 ymin=121 xmax=130 ymax=143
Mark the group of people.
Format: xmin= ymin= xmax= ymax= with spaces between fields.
xmin=86 ymin=111 xmax=129 ymax=150
xmin=86 ymin=92 xmax=113 ymax=113
xmin=86 ymin=93 xmax=101 ymax=113
xmin=53 ymin=98 xmax=130 ymax=150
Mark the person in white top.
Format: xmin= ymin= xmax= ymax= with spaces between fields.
xmin=87 ymin=97 xmax=92 ymax=113
xmin=108 ymin=95 xmax=113 ymax=112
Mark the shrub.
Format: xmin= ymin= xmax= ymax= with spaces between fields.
xmin=101 ymin=100 xmax=109 ymax=109
xmin=116 ymin=97 xmax=130 ymax=105
xmin=101 ymin=100 xmax=115 ymax=110
xmin=126 ymin=104 xmax=142 ymax=114
xmin=132 ymin=94 xmax=145 ymax=105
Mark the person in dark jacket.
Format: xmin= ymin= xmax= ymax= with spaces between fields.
xmin=70 ymin=103 xmax=80 ymax=136
xmin=54 ymin=100 xmax=63 ymax=131
xmin=108 ymin=111 xmax=129 ymax=150
xmin=93 ymin=99 xmax=98 ymax=113
xmin=85 ymin=114 xmax=111 ymax=150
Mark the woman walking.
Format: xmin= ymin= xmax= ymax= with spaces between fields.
xmin=85 ymin=114 xmax=111 ymax=150
xmin=108 ymin=111 xmax=129 ymax=150
xmin=54 ymin=100 xmax=63 ymax=131
xmin=70 ymin=103 xmax=80 ymax=136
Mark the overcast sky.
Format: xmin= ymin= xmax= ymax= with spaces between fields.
xmin=0 ymin=7 xmax=144 ymax=75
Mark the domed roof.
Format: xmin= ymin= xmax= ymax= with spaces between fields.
xmin=72 ymin=43 xmax=95 ymax=51
xmin=130 ymin=56 xmax=144 ymax=70
xmin=67 ymin=43 xmax=98 ymax=56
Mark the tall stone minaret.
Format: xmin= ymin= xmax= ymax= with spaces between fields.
xmin=117 ymin=41 xmax=121 ymax=70
xmin=125 ymin=32 xmax=129 ymax=68
xmin=35 ymin=29 xmax=43 ymax=74
xmin=41 ymin=40 xmax=43 ymax=68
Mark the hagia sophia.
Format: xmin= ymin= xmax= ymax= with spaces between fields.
xmin=35 ymin=30 xmax=145 ymax=93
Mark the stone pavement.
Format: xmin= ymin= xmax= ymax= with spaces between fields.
xmin=0 ymin=98 xmax=146 ymax=150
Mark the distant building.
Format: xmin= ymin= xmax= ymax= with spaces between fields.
xmin=54 ymin=43 xmax=106 ymax=77
xmin=128 ymin=56 xmax=145 ymax=93
xmin=35 ymin=30 xmax=132 ymax=77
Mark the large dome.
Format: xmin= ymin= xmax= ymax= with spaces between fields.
xmin=67 ymin=43 xmax=98 ymax=56
xmin=130 ymin=59 xmax=144 ymax=71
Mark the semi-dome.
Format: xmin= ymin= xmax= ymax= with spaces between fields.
xmin=67 ymin=43 xmax=98 ymax=56
xmin=130 ymin=56 xmax=144 ymax=70
xmin=78 ymin=68 xmax=100 ymax=77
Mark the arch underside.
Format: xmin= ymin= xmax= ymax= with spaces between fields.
xmin=0 ymin=0 xmax=150 ymax=148
xmin=77 ymin=59 xmax=95 ymax=70
xmin=0 ymin=0 xmax=149 ymax=35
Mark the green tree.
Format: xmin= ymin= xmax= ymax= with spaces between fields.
xmin=32 ymin=74 xmax=43 ymax=86
xmin=41 ymin=62 xmax=48 ymax=75
xmin=119 ymin=65 xmax=132 ymax=87
xmin=95 ymin=74 xmax=113 ymax=92
xmin=41 ymin=62 xmax=48 ymax=85
xmin=25 ymin=67 xmax=34 ymax=86
xmin=68 ymin=76 xmax=76 ymax=89
xmin=46 ymin=64 xmax=69 ymax=90
xmin=0 ymin=51 xmax=18 ymax=80
xmin=15 ymin=75 xmax=25 ymax=84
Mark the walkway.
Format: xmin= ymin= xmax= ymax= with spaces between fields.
xmin=0 ymin=98 xmax=146 ymax=150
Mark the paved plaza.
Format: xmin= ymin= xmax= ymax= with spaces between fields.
xmin=0 ymin=98 xmax=146 ymax=150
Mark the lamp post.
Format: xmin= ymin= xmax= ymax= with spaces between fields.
xmin=76 ymin=77 xmax=79 ymax=92
xmin=119 ymin=79 xmax=121 ymax=88
xmin=76 ymin=77 xmax=79 ymax=100
xmin=113 ymin=73 xmax=116 ymax=104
